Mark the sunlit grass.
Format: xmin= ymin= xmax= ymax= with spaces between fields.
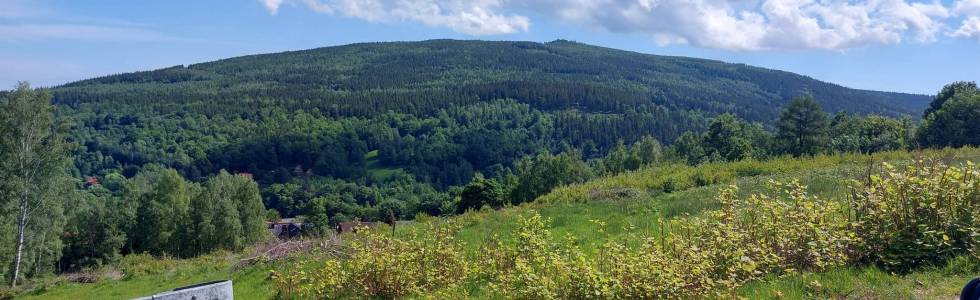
xmin=18 ymin=254 xmax=276 ymax=300
xmin=25 ymin=147 xmax=980 ymax=299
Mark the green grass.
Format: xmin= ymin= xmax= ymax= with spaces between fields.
xmin=23 ymin=148 xmax=980 ymax=299
xmin=18 ymin=255 xmax=276 ymax=300
xmin=365 ymin=150 xmax=407 ymax=181
xmin=453 ymin=151 xmax=920 ymax=255
xmin=738 ymin=256 xmax=980 ymax=299
xmin=447 ymin=148 xmax=980 ymax=296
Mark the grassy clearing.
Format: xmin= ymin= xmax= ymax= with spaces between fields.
xmin=18 ymin=253 xmax=276 ymax=300
xmin=365 ymin=150 xmax=407 ymax=181
xmin=454 ymin=149 xmax=980 ymax=256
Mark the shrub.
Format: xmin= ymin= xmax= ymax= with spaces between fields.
xmin=482 ymin=213 xmax=619 ymax=299
xmin=272 ymin=154 xmax=980 ymax=298
xmin=669 ymin=182 xmax=852 ymax=283
xmin=117 ymin=253 xmax=179 ymax=278
xmin=485 ymin=181 xmax=853 ymax=299
xmin=850 ymin=160 xmax=980 ymax=271
xmin=273 ymin=221 xmax=469 ymax=299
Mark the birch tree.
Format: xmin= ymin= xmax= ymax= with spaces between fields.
xmin=0 ymin=82 xmax=70 ymax=286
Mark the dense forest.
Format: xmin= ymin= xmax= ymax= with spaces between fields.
xmin=3 ymin=40 xmax=977 ymax=286
xmin=45 ymin=40 xmax=931 ymax=219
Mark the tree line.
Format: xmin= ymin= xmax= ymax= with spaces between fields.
xmin=449 ymin=82 xmax=979 ymax=213
xmin=0 ymin=79 xmax=976 ymax=285
xmin=0 ymin=83 xmax=267 ymax=286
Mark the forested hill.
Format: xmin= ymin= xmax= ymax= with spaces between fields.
xmin=53 ymin=39 xmax=926 ymax=121
xmin=35 ymin=39 xmax=934 ymax=224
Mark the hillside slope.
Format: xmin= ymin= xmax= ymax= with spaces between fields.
xmin=24 ymin=149 xmax=980 ymax=299
xmin=53 ymin=39 xmax=926 ymax=121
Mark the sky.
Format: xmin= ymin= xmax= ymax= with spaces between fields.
xmin=1 ymin=0 xmax=979 ymax=95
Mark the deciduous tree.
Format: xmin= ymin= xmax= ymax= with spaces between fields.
xmin=0 ymin=83 xmax=71 ymax=286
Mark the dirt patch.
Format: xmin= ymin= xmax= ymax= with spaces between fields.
xmin=237 ymin=237 xmax=343 ymax=268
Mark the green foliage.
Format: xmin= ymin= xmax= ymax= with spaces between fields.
xmin=923 ymin=81 xmax=978 ymax=118
xmin=703 ymin=113 xmax=771 ymax=161
xmin=668 ymin=131 xmax=707 ymax=165
xmin=511 ymin=151 xmax=594 ymax=203
xmin=535 ymin=153 xmax=886 ymax=204
xmin=59 ymin=187 xmax=125 ymax=271
xmin=776 ymin=96 xmax=830 ymax=157
xmin=22 ymin=252 xmax=274 ymax=300
xmin=111 ymin=167 xmax=269 ymax=258
xmin=917 ymin=92 xmax=980 ymax=148
xmin=850 ymin=160 xmax=980 ymax=271
xmin=38 ymin=41 xmax=934 ymax=233
xmin=129 ymin=168 xmax=193 ymax=256
xmin=703 ymin=114 xmax=756 ymax=161
xmin=632 ymin=135 xmax=664 ymax=167
xmin=597 ymin=136 xmax=664 ymax=175
xmin=273 ymin=221 xmax=469 ymax=299
xmin=55 ymin=40 xmax=925 ymax=124
xmin=830 ymin=113 xmax=911 ymax=153
xmin=598 ymin=141 xmax=644 ymax=174
xmin=666 ymin=114 xmax=771 ymax=165
xmin=187 ymin=171 xmax=267 ymax=256
xmin=457 ymin=174 xmax=506 ymax=213
xmin=118 ymin=253 xmax=179 ymax=278
xmin=279 ymin=180 xmax=855 ymax=299
xmin=272 ymin=153 xmax=980 ymax=299
xmin=0 ymin=82 xmax=73 ymax=283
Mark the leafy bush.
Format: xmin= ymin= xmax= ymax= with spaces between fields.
xmin=471 ymin=182 xmax=851 ymax=299
xmin=117 ymin=254 xmax=178 ymax=278
xmin=850 ymin=160 xmax=980 ymax=271
xmin=273 ymin=154 xmax=980 ymax=298
xmin=272 ymin=221 xmax=469 ymax=299
xmin=669 ymin=182 xmax=852 ymax=283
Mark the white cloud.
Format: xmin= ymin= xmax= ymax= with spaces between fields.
xmin=532 ymin=0 xmax=953 ymax=51
xmin=952 ymin=16 xmax=980 ymax=39
xmin=261 ymin=0 xmax=287 ymax=15
xmin=263 ymin=0 xmax=980 ymax=50
xmin=259 ymin=0 xmax=529 ymax=35
xmin=954 ymin=0 xmax=980 ymax=15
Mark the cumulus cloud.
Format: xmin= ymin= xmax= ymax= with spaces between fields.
xmin=262 ymin=0 xmax=980 ymax=50
xmin=530 ymin=0 xmax=952 ymax=51
xmin=260 ymin=0 xmax=529 ymax=35
xmin=952 ymin=16 xmax=980 ymax=39
xmin=954 ymin=0 xmax=980 ymax=15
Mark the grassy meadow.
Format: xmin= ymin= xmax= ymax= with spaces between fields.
xmin=21 ymin=147 xmax=980 ymax=299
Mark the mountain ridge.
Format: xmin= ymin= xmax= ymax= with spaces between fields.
xmin=51 ymin=39 xmax=928 ymax=122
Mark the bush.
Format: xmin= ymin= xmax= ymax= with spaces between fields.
xmin=273 ymin=221 xmax=469 ymax=299
xmin=481 ymin=181 xmax=852 ymax=298
xmin=273 ymin=154 xmax=980 ymax=298
xmin=850 ymin=160 xmax=980 ymax=271
xmin=117 ymin=254 xmax=178 ymax=278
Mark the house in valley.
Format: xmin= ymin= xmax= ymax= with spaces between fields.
xmin=268 ymin=218 xmax=304 ymax=239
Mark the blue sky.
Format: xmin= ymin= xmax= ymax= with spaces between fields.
xmin=1 ymin=0 xmax=979 ymax=95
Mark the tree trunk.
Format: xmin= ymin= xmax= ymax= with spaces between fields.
xmin=12 ymin=193 xmax=29 ymax=287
